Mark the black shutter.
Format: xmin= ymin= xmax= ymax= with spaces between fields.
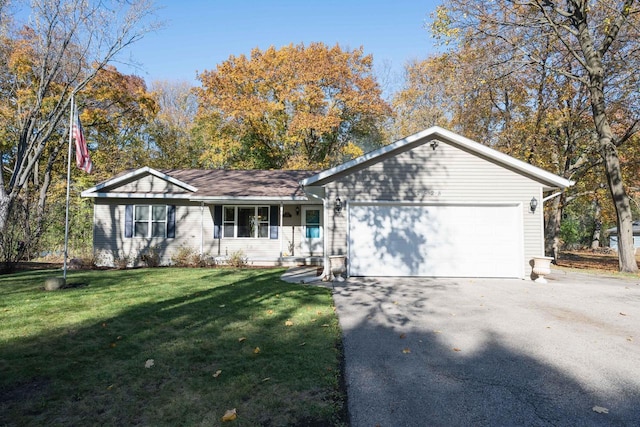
xmin=213 ymin=205 xmax=222 ymax=239
xmin=270 ymin=205 xmax=279 ymax=239
xmin=167 ymin=205 xmax=176 ymax=238
xmin=125 ymin=205 xmax=133 ymax=238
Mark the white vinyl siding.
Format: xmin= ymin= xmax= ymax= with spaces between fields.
xmin=92 ymin=200 xmax=317 ymax=266
xmin=321 ymin=138 xmax=544 ymax=277
xmin=111 ymin=174 xmax=190 ymax=193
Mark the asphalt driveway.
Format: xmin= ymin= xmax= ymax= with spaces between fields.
xmin=332 ymin=270 xmax=640 ymax=426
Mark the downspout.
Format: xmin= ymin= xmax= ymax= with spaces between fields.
xmin=303 ymin=188 xmax=330 ymax=280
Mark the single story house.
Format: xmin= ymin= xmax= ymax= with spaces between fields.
xmin=81 ymin=126 xmax=573 ymax=279
xmin=606 ymin=221 xmax=640 ymax=251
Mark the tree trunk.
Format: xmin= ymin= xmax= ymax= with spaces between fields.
xmin=590 ymin=82 xmax=636 ymax=270
xmin=601 ymin=141 xmax=637 ymax=271
xmin=575 ymin=7 xmax=638 ymax=272
xmin=590 ymin=198 xmax=602 ymax=250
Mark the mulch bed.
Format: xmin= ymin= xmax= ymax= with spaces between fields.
xmin=555 ymin=250 xmax=640 ymax=272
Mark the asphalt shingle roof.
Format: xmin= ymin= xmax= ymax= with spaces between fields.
xmin=160 ymin=169 xmax=316 ymax=198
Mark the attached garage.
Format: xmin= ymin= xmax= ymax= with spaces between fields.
xmin=348 ymin=203 xmax=523 ymax=277
xmin=300 ymin=126 xmax=574 ymax=280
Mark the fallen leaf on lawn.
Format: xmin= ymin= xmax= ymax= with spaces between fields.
xmin=221 ymin=408 xmax=237 ymax=422
xmin=627 ymin=337 xmax=633 ymax=342
xmin=311 ymin=318 xmax=317 ymax=322
xmin=110 ymin=343 xmax=117 ymax=348
xmin=285 ymin=320 xmax=294 ymax=326
xmin=592 ymin=406 xmax=609 ymax=414
xmin=317 ymin=311 xmax=323 ymax=315
xmin=267 ymin=310 xmax=273 ymax=315
xmin=321 ymin=324 xmax=330 ymax=327
xmin=238 ymin=337 xmax=246 ymax=343
xmin=253 ymin=347 xmax=261 ymax=354
xmin=116 ymin=336 xmax=122 ymax=340
xmin=106 ymin=384 xmax=114 ymax=390
xmin=213 ymin=370 xmax=222 ymax=378
xmin=145 ymin=359 xmax=154 ymax=368
xmin=433 ymin=330 xmax=442 ymax=334
xmin=619 ymin=312 xmax=627 ymax=316
xmin=102 ymin=322 xmax=107 ymax=328
xmin=262 ymin=377 xmax=271 ymax=382
xmin=402 ymin=348 xmax=411 ymax=354
xmin=219 ymin=304 xmax=226 ymax=308
xmin=453 ymin=348 xmax=461 ymax=352
xmin=299 ymin=342 xmax=306 ymax=346
xmin=393 ymin=301 xmax=398 ymax=305
xmin=399 ymin=333 xmax=407 ymax=339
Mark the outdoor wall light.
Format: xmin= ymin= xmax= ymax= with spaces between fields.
xmin=430 ymin=140 xmax=439 ymax=150
xmin=334 ymin=197 xmax=343 ymax=213
xmin=295 ymin=206 xmax=300 ymax=216
xmin=530 ymin=197 xmax=538 ymax=213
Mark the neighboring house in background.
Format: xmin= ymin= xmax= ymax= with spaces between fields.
xmin=606 ymin=221 xmax=640 ymax=251
xmin=82 ymin=126 xmax=573 ymax=278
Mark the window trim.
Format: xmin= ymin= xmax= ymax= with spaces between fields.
xmin=125 ymin=204 xmax=175 ymax=239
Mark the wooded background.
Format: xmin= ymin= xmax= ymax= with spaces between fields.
xmin=1 ymin=0 xmax=638 ymax=271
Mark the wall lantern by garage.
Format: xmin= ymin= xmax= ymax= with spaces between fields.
xmin=334 ymin=197 xmax=343 ymax=213
xmin=530 ymin=197 xmax=538 ymax=213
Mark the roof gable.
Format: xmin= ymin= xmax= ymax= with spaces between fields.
xmin=301 ymin=126 xmax=574 ymax=191
xmin=81 ymin=167 xmax=197 ymax=198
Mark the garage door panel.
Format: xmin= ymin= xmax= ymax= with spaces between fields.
xmin=348 ymin=204 xmax=522 ymax=278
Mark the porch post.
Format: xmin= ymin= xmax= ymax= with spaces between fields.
xmin=279 ymin=203 xmax=284 ymax=258
xmin=200 ymin=202 xmax=204 ymax=255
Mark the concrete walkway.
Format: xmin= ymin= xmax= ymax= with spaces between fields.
xmin=280 ymin=266 xmax=325 ymax=285
xmin=332 ymin=270 xmax=640 ymax=426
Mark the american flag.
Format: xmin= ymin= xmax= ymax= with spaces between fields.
xmin=72 ymin=109 xmax=92 ymax=173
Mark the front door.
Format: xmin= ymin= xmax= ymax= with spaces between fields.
xmin=301 ymin=207 xmax=323 ymax=256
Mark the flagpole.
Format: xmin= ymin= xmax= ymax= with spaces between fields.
xmin=63 ymin=94 xmax=75 ymax=280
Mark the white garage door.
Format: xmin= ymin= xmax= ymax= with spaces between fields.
xmin=348 ymin=204 xmax=522 ymax=278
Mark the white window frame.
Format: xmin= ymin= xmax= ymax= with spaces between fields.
xmin=134 ymin=205 xmax=168 ymax=238
xmin=222 ymin=206 xmax=270 ymax=239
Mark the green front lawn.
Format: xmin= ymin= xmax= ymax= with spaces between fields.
xmin=0 ymin=267 xmax=346 ymax=426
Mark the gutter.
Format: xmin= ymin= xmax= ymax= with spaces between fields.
xmin=543 ymin=191 xmax=564 ymax=202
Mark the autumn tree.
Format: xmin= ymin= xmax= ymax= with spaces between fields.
xmin=35 ymin=66 xmax=159 ymax=256
xmin=0 ymin=0 xmax=157 ymax=269
xmin=147 ymin=80 xmax=202 ymax=168
xmin=82 ymin=66 xmax=158 ymax=180
xmin=432 ymin=0 xmax=640 ymax=272
xmin=195 ymin=43 xmax=391 ymax=170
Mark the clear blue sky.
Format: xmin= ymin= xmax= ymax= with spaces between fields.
xmin=120 ymin=0 xmax=442 ymax=88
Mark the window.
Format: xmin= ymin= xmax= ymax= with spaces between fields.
xmin=222 ymin=206 xmax=270 ymax=238
xmin=305 ymin=209 xmax=321 ymax=238
xmin=125 ymin=205 xmax=175 ymax=238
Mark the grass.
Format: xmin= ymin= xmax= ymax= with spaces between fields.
xmin=0 ymin=267 xmax=346 ymax=426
